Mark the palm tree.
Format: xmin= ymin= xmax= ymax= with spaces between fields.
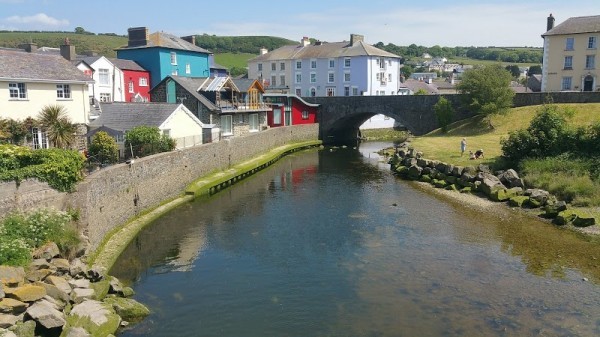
xmin=38 ymin=105 xmax=76 ymax=149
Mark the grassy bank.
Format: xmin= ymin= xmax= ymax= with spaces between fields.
xmin=360 ymin=128 xmax=410 ymax=142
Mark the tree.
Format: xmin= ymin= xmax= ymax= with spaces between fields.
xmin=456 ymin=64 xmax=515 ymax=127
xmin=38 ymin=105 xmax=76 ymax=149
xmin=505 ymin=64 xmax=521 ymax=78
xmin=124 ymin=126 xmax=175 ymax=158
xmin=88 ymin=131 xmax=118 ymax=164
xmin=528 ymin=65 xmax=542 ymax=76
xmin=413 ymin=89 xmax=428 ymax=95
xmin=433 ymin=97 xmax=455 ymax=133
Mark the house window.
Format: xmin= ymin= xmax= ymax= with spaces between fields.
xmin=271 ymin=75 xmax=277 ymax=87
xmin=310 ymin=87 xmax=316 ymax=97
xmin=326 ymin=87 xmax=335 ymax=96
xmin=139 ymin=77 xmax=148 ymax=86
xmin=185 ymin=63 xmax=191 ymax=74
xmin=566 ymin=37 xmax=574 ymax=50
xmin=172 ymin=69 xmax=178 ymax=76
xmin=564 ymin=56 xmax=573 ymax=69
xmin=170 ymin=52 xmax=177 ymax=65
xmin=328 ymin=72 xmax=334 ymax=83
xmin=222 ymin=115 xmax=233 ymax=135
xmin=295 ymin=88 xmax=302 ymax=96
xmin=280 ymin=75 xmax=285 ymax=86
xmin=249 ymin=113 xmax=259 ymax=131
xmin=586 ymin=55 xmax=596 ymax=69
xmin=296 ymin=61 xmax=302 ymax=69
xmin=344 ymin=72 xmax=351 ymax=82
xmin=301 ymin=110 xmax=309 ymax=119
xmin=31 ymin=127 xmax=48 ymax=149
xmin=352 ymin=87 xmax=358 ymax=96
xmin=344 ymin=86 xmax=350 ymax=96
xmin=344 ymin=58 xmax=351 ymax=67
xmin=310 ymin=59 xmax=317 ymax=69
xmin=280 ymin=62 xmax=285 ymax=71
xmin=258 ymin=63 xmax=263 ymax=71
xmin=379 ymin=57 xmax=385 ymax=69
xmin=329 ymin=59 xmax=335 ymax=68
xmin=561 ymin=76 xmax=572 ymax=90
xmin=128 ymin=81 xmax=134 ymax=93
xmin=162 ymin=129 xmax=170 ymax=137
xmin=98 ymin=69 xmax=110 ymax=85
xmin=9 ymin=82 xmax=27 ymax=99
xmin=99 ymin=93 xmax=111 ymax=102
xmin=273 ymin=108 xmax=282 ymax=124
xmin=388 ymin=73 xmax=393 ymax=82
xmin=310 ymin=72 xmax=316 ymax=83
xmin=588 ymin=36 xmax=597 ymax=49
xmin=295 ymin=72 xmax=302 ymax=83
xmin=271 ymin=63 xmax=276 ymax=71
xmin=55 ymin=84 xmax=71 ymax=99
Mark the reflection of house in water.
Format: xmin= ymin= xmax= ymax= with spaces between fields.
xmin=167 ymin=227 xmax=208 ymax=272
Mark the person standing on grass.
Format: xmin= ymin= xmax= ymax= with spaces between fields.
xmin=460 ymin=138 xmax=467 ymax=156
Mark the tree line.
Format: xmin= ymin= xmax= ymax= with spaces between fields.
xmin=195 ymin=34 xmax=298 ymax=54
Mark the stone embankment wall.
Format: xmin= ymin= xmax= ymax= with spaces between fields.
xmin=1 ymin=125 xmax=319 ymax=251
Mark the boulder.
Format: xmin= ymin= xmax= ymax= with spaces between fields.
xmin=50 ymin=259 xmax=71 ymax=274
xmin=0 ymin=328 xmax=17 ymax=337
xmin=0 ymin=313 xmax=20 ymax=328
xmin=395 ymin=166 xmax=409 ymax=177
xmin=30 ymin=259 xmax=53 ymax=271
xmin=403 ymin=157 xmax=417 ymax=167
xmin=0 ymin=267 xmax=25 ymax=287
xmin=445 ymin=184 xmax=459 ymax=191
xmin=407 ymin=165 xmax=422 ymax=179
xmin=90 ymin=280 xmax=111 ymax=301
xmin=32 ymin=242 xmax=60 ymax=260
xmin=9 ymin=284 xmax=46 ymax=303
xmin=445 ymin=176 xmax=458 ymax=185
xmin=419 ymin=175 xmax=432 ymax=183
xmin=433 ymin=179 xmax=448 ymax=189
xmin=65 ymin=300 xmax=120 ymax=337
xmin=477 ymin=164 xmax=491 ymax=173
xmin=35 ymin=281 xmax=70 ymax=303
xmin=121 ymin=287 xmax=135 ymax=298
xmin=435 ymin=162 xmax=447 ymax=173
xmin=0 ymin=298 xmax=27 ymax=315
xmin=451 ymin=166 xmax=464 ymax=177
xmin=508 ymin=196 xmax=529 ymax=208
xmin=69 ymin=279 xmax=90 ymax=289
xmin=463 ymin=166 xmax=478 ymax=175
xmin=0 ymin=283 xmax=4 ymax=299
xmin=46 ymin=276 xmax=72 ymax=295
xmin=104 ymin=297 xmax=150 ymax=323
xmin=71 ymin=288 xmax=95 ymax=304
xmin=444 ymin=164 xmax=455 ymax=176
xmin=415 ymin=151 xmax=424 ymax=158
xmin=422 ymin=167 xmax=433 ymax=176
xmin=26 ymin=299 xmax=65 ymax=329
xmin=460 ymin=171 xmax=477 ymax=185
xmin=544 ymin=201 xmax=568 ymax=218
xmin=480 ymin=173 xmax=504 ymax=196
xmin=490 ymin=189 xmax=511 ymax=202
xmin=108 ymin=277 xmax=123 ymax=296
xmin=63 ymin=326 xmax=92 ymax=337
xmin=428 ymin=160 xmax=439 ymax=169
xmin=555 ymin=210 xmax=577 ymax=226
xmin=573 ymin=213 xmax=596 ymax=227
xmin=417 ymin=158 xmax=429 ymax=167
xmin=460 ymin=186 xmax=472 ymax=194
xmin=25 ymin=268 xmax=53 ymax=283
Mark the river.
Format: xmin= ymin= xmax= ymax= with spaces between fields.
xmin=111 ymin=142 xmax=600 ymax=337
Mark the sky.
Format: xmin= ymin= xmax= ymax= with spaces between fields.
xmin=2 ymin=0 xmax=600 ymax=48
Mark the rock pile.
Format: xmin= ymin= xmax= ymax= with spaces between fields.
xmin=390 ymin=148 xmax=595 ymax=227
xmin=0 ymin=242 xmax=149 ymax=337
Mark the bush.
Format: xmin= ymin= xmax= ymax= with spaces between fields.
xmin=125 ymin=126 xmax=176 ymax=158
xmin=88 ymin=131 xmax=118 ymax=164
xmin=433 ymin=97 xmax=454 ymax=132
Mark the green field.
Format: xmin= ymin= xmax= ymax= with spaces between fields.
xmin=0 ymin=31 xmax=127 ymax=57
xmin=214 ymin=52 xmax=256 ymax=69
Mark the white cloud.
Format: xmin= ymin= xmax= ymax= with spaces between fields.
xmin=4 ymin=13 xmax=69 ymax=27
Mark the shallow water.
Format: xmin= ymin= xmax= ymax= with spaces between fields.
xmin=111 ymin=142 xmax=600 ymax=337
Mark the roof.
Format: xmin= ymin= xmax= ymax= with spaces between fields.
xmin=398 ymin=79 xmax=439 ymax=94
xmin=109 ymin=58 xmax=146 ymax=71
xmin=0 ymin=49 xmax=93 ymax=83
xmin=249 ymin=40 xmax=400 ymax=62
xmin=89 ymin=102 xmax=183 ymax=131
xmin=199 ymin=76 xmax=239 ymax=92
xmin=151 ymin=76 xmax=218 ymax=111
xmin=211 ymin=62 xmax=227 ymax=70
xmin=117 ymin=31 xmax=211 ymax=54
xmin=543 ymin=15 xmax=600 ymax=36
xmin=231 ymin=78 xmax=262 ymax=92
xmin=263 ymin=93 xmax=320 ymax=107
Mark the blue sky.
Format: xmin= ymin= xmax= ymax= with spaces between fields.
xmin=2 ymin=0 xmax=600 ymax=47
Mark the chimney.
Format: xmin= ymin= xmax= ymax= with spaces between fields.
xmin=19 ymin=42 xmax=37 ymax=53
xmin=60 ymin=38 xmax=76 ymax=61
xmin=259 ymin=47 xmax=268 ymax=55
xmin=301 ymin=36 xmax=310 ymax=47
xmin=128 ymin=27 xmax=149 ymax=47
xmin=350 ymin=34 xmax=364 ymax=45
xmin=181 ymin=35 xmax=196 ymax=45
xmin=547 ymin=14 xmax=555 ymax=31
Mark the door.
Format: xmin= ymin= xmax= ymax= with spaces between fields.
xmin=167 ymin=80 xmax=176 ymax=103
xmin=584 ymin=75 xmax=594 ymax=91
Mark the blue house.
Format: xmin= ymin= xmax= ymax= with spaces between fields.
xmin=117 ymin=27 xmax=211 ymax=88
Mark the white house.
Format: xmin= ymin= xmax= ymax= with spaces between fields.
xmin=247 ymin=34 xmax=402 ymax=97
xmin=79 ymin=56 xmax=126 ymax=103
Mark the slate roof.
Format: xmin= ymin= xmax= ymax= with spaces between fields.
xmin=398 ymin=80 xmax=439 ymax=94
xmin=89 ymin=102 xmax=182 ymax=131
xmin=0 ymin=49 xmax=93 ymax=83
xmin=155 ymin=76 xmax=219 ymax=111
xmin=249 ymin=40 xmax=399 ymax=62
xmin=543 ymin=15 xmax=600 ymax=36
xmin=117 ymin=31 xmax=211 ymax=54
xmin=79 ymin=55 xmax=103 ymax=65
xmin=231 ymin=78 xmax=258 ymax=92
xmin=108 ymin=58 xmax=146 ymax=71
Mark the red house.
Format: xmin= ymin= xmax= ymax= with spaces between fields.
xmin=263 ymin=93 xmax=318 ymax=127
xmin=110 ymin=58 xmax=151 ymax=102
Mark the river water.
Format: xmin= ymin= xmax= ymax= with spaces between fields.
xmin=111 ymin=142 xmax=600 ymax=337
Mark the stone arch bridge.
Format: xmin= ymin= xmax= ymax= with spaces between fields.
xmin=304 ymin=92 xmax=600 ymax=145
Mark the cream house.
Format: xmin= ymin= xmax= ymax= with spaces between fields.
xmin=541 ymin=14 xmax=600 ymax=92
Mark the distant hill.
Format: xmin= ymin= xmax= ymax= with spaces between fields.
xmin=0 ymin=31 xmax=127 ymax=57
xmin=194 ymin=34 xmax=298 ymax=54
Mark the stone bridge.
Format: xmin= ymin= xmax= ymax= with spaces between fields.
xmin=304 ymin=92 xmax=600 ymax=145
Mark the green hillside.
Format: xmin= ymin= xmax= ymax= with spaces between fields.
xmin=0 ymin=31 xmax=127 ymax=57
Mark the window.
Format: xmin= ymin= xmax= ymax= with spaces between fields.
xmin=9 ymin=82 xmax=27 ymax=99
xmin=310 ymin=87 xmax=316 ymax=97
xmin=329 ymin=59 xmax=335 ymax=68
xmin=326 ymin=87 xmax=335 ymax=96
xmin=564 ymin=56 xmax=573 ymax=69
xmin=301 ymin=110 xmax=309 ymax=119
xmin=162 ymin=129 xmax=170 ymax=137
xmin=222 ymin=115 xmax=233 ymax=135
xmin=352 ymin=87 xmax=358 ymax=96
xmin=310 ymin=59 xmax=317 ymax=69
xmin=170 ymin=52 xmax=177 ymax=65
xmin=296 ymin=61 xmax=302 ymax=69
xmin=310 ymin=72 xmax=316 ymax=83
xmin=56 ymin=84 xmax=71 ymax=99
xmin=344 ymin=58 xmax=351 ymax=67
xmin=280 ymin=62 xmax=285 ymax=70
xmin=344 ymin=86 xmax=350 ymax=96
xmin=561 ymin=76 xmax=572 ymax=90
xmin=128 ymin=81 xmax=134 ymax=93
xmin=328 ymin=72 xmax=334 ymax=83
xmin=388 ymin=74 xmax=393 ymax=82
xmin=271 ymin=63 xmax=276 ymax=71
xmin=249 ymin=113 xmax=259 ymax=131
xmin=172 ymin=69 xmax=178 ymax=76
xmin=344 ymin=72 xmax=351 ymax=82
xmin=295 ymin=88 xmax=302 ymax=96
xmin=271 ymin=75 xmax=277 ymax=87
xmin=185 ymin=63 xmax=191 ymax=74
xmin=273 ymin=108 xmax=282 ymax=124
xmin=99 ymin=93 xmax=111 ymax=102
xmin=31 ymin=127 xmax=48 ymax=149
xmin=566 ymin=37 xmax=574 ymax=50
xmin=586 ymin=55 xmax=596 ymax=69
xmin=295 ymin=73 xmax=302 ymax=83
xmin=378 ymin=57 xmax=385 ymax=69
xmin=139 ymin=77 xmax=148 ymax=86
xmin=99 ymin=69 xmax=110 ymax=85
xmin=280 ymin=75 xmax=285 ymax=86
xmin=589 ymin=36 xmax=597 ymax=49
xmin=258 ymin=63 xmax=263 ymax=71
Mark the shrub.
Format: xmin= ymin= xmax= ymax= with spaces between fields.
xmin=433 ymin=97 xmax=454 ymax=132
xmin=125 ymin=126 xmax=176 ymax=158
xmin=88 ymin=131 xmax=118 ymax=164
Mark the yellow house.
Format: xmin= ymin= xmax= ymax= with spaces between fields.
xmin=542 ymin=14 xmax=600 ymax=92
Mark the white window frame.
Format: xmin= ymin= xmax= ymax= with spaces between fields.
xmin=566 ymin=37 xmax=574 ymax=51
xmin=273 ymin=108 xmax=282 ymax=125
xmin=301 ymin=110 xmax=309 ymax=120
xmin=170 ymin=52 xmax=177 ymax=65
xmin=31 ymin=127 xmax=48 ymax=149
xmin=128 ymin=81 xmax=134 ymax=93
xmin=139 ymin=77 xmax=148 ymax=86
xmin=310 ymin=59 xmax=317 ymax=69
xmin=98 ymin=68 xmax=110 ymax=86
xmin=328 ymin=59 xmax=335 ymax=68
xmin=295 ymin=88 xmax=302 ymax=96
xmin=57 ymin=84 xmax=71 ymax=99
xmin=296 ymin=60 xmax=302 ymax=69
xmin=310 ymin=72 xmax=316 ymax=83
xmin=249 ymin=113 xmax=259 ymax=131
xmin=352 ymin=86 xmax=358 ymax=96
xmin=9 ymin=82 xmax=27 ymax=99
xmin=99 ymin=93 xmax=111 ymax=102
xmin=586 ymin=55 xmax=596 ymax=69
xmin=344 ymin=72 xmax=351 ymax=82
xmin=222 ymin=115 xmax=233 ymax=135
xmin=588 ymin=36 xmax=597 ymax=49
xmin=280 ymin=62 xmax=285 ymax=71
xmin=280 ymin=75 xmax=285 ymax=86
xmin=295 ymin=72 xmax=302 ymax=83
xmin=564 ymin=56 xmax=573 ymax=69
xmin=344 ymin=86 xmax=350 ymax=96
xmin=185 ymin=63 xmax=191 ymax=74
xmin=310 ymin=87 xmax=316 ymax=97
xmin=561 ymin=76 xmax=572 ymax=90
xmin=344 ymin=58 xmax=351 ymax=67
xmin=271 ymin=75 xmax=277 ymax=87
xmin=271 ymin=62 xmax=276 ymax=71
xmin=328 ymin=71 xmax=335 ymax=83
xmin=326 ymin=87 xmax=335 ymax=96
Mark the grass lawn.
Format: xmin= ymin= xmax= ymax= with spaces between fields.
xmin=214 ymin=52 xmax=256 ymax=69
